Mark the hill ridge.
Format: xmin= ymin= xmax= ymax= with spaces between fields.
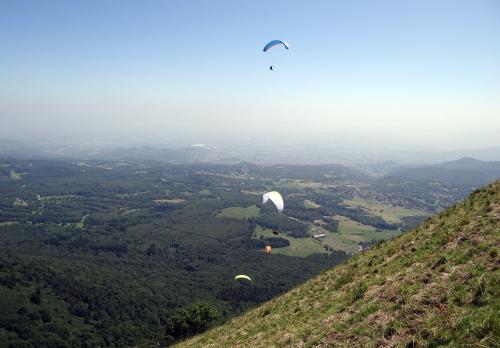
xmin=177 ymin=181 xmax=500 ymax=347
xmin=384 ymin=158 xmax=500 ymax=186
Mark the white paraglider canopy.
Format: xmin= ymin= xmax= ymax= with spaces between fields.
xmin=262 ymin=191 xmax=284 ymax=213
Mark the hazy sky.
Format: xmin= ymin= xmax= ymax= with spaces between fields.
xmin=1 ymin=0 xmax=499 ymax=150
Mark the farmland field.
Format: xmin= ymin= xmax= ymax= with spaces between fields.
xmin=344 ymin=197 xmax=430 ymax=223
xmin=217 ymin=205 xmax=260 ymax=219
xmin=254 ymin=225 xmax=327 ymax=257
xmin=335 ymin=215 xmax=401 ymax=243
xmin=9 ymin=169 xmax=23 ymax=180
xmin=303 ymin=200 xmax=321 ymax=208
xmin=153 ymin=198 xmax=186 ymax=204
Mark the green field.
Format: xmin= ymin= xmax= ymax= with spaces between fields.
xmin=10 ymin=170 xmax=23 ymax=180
xmin=254 ymin=223 xmax=361 ymax=256
xmin=217 ymin=205 xmax=260 ymax=219
xmin=264 ymin=212 xmax=407 ymax=257
xmin=320 ymin=231 xmax=360 ymax=254
xmin=75 ymin=214 xmax=89 ymax=229
xmin=303 ymin=200 xmax=321 ymax=209
xmin=120 ymin=208 xmax=143 ymax=216
xmin=116 ymin=191 xmax=151 ymax=198
xmin=153 ymin=198 xmax=185 ymax=204
xmin=335 ymin=215 xmax=401 ymax=244
xmin=254 ymin=226 xmax=327 ymax=257
xmin=278 ymin=179 xmax=327 ymax=190
xmin=0 ymin=221 xmax=18 ymax=226
xmin=344 ymin=197 xmax=430 ymax=223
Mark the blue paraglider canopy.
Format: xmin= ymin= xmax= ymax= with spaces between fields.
xmin=263 ymin=40 xmax=290 ymax=52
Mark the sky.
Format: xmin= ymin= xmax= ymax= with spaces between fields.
xmin=1 ymin=0 xmax=499 ymax=150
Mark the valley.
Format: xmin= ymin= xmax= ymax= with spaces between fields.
xmin=0 ymin=158 xmax=492 ymax=347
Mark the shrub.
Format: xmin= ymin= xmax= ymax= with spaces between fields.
xmin=164 ymin=301 xmax=221 ymax=342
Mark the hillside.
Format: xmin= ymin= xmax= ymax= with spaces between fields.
xmin=385 ymin=157 xmax=500 ymax=186
xmin=178 ymin=181 xmax=500 ymax=347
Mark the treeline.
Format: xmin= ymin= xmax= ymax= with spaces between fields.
xmin=250 ymin=214 xmax=307 ymax=234
xmin=246 ymin=237 xmax=290 ymax=249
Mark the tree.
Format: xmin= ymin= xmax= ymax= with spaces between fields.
xmin=164 ymin=301 xmax=221 ymax=343
xmin=146 ymin=243 xmax=158 ymax=256
xmin=30 ymin=288 xmax=41 ymax=305
xmin=40 ymin=309 xmax=52 ymax=323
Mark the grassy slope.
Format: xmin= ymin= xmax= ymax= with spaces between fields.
xmin=177 ymin=182 xmax=499 ymax=347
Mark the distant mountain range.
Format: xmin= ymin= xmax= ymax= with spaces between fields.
xmin=442 ymin=146 xmax=500 ymax=162
xmin=1 ymin=138 xmax=500 ymax=186
xmin=384 ymin=157 xmax=500 ymax=186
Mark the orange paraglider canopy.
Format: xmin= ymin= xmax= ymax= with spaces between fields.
xmin=265 ymin=244 xmax=272 ymax=254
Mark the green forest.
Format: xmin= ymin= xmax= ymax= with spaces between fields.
xmin=0 ymin=159 xmax=474 ymax=347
